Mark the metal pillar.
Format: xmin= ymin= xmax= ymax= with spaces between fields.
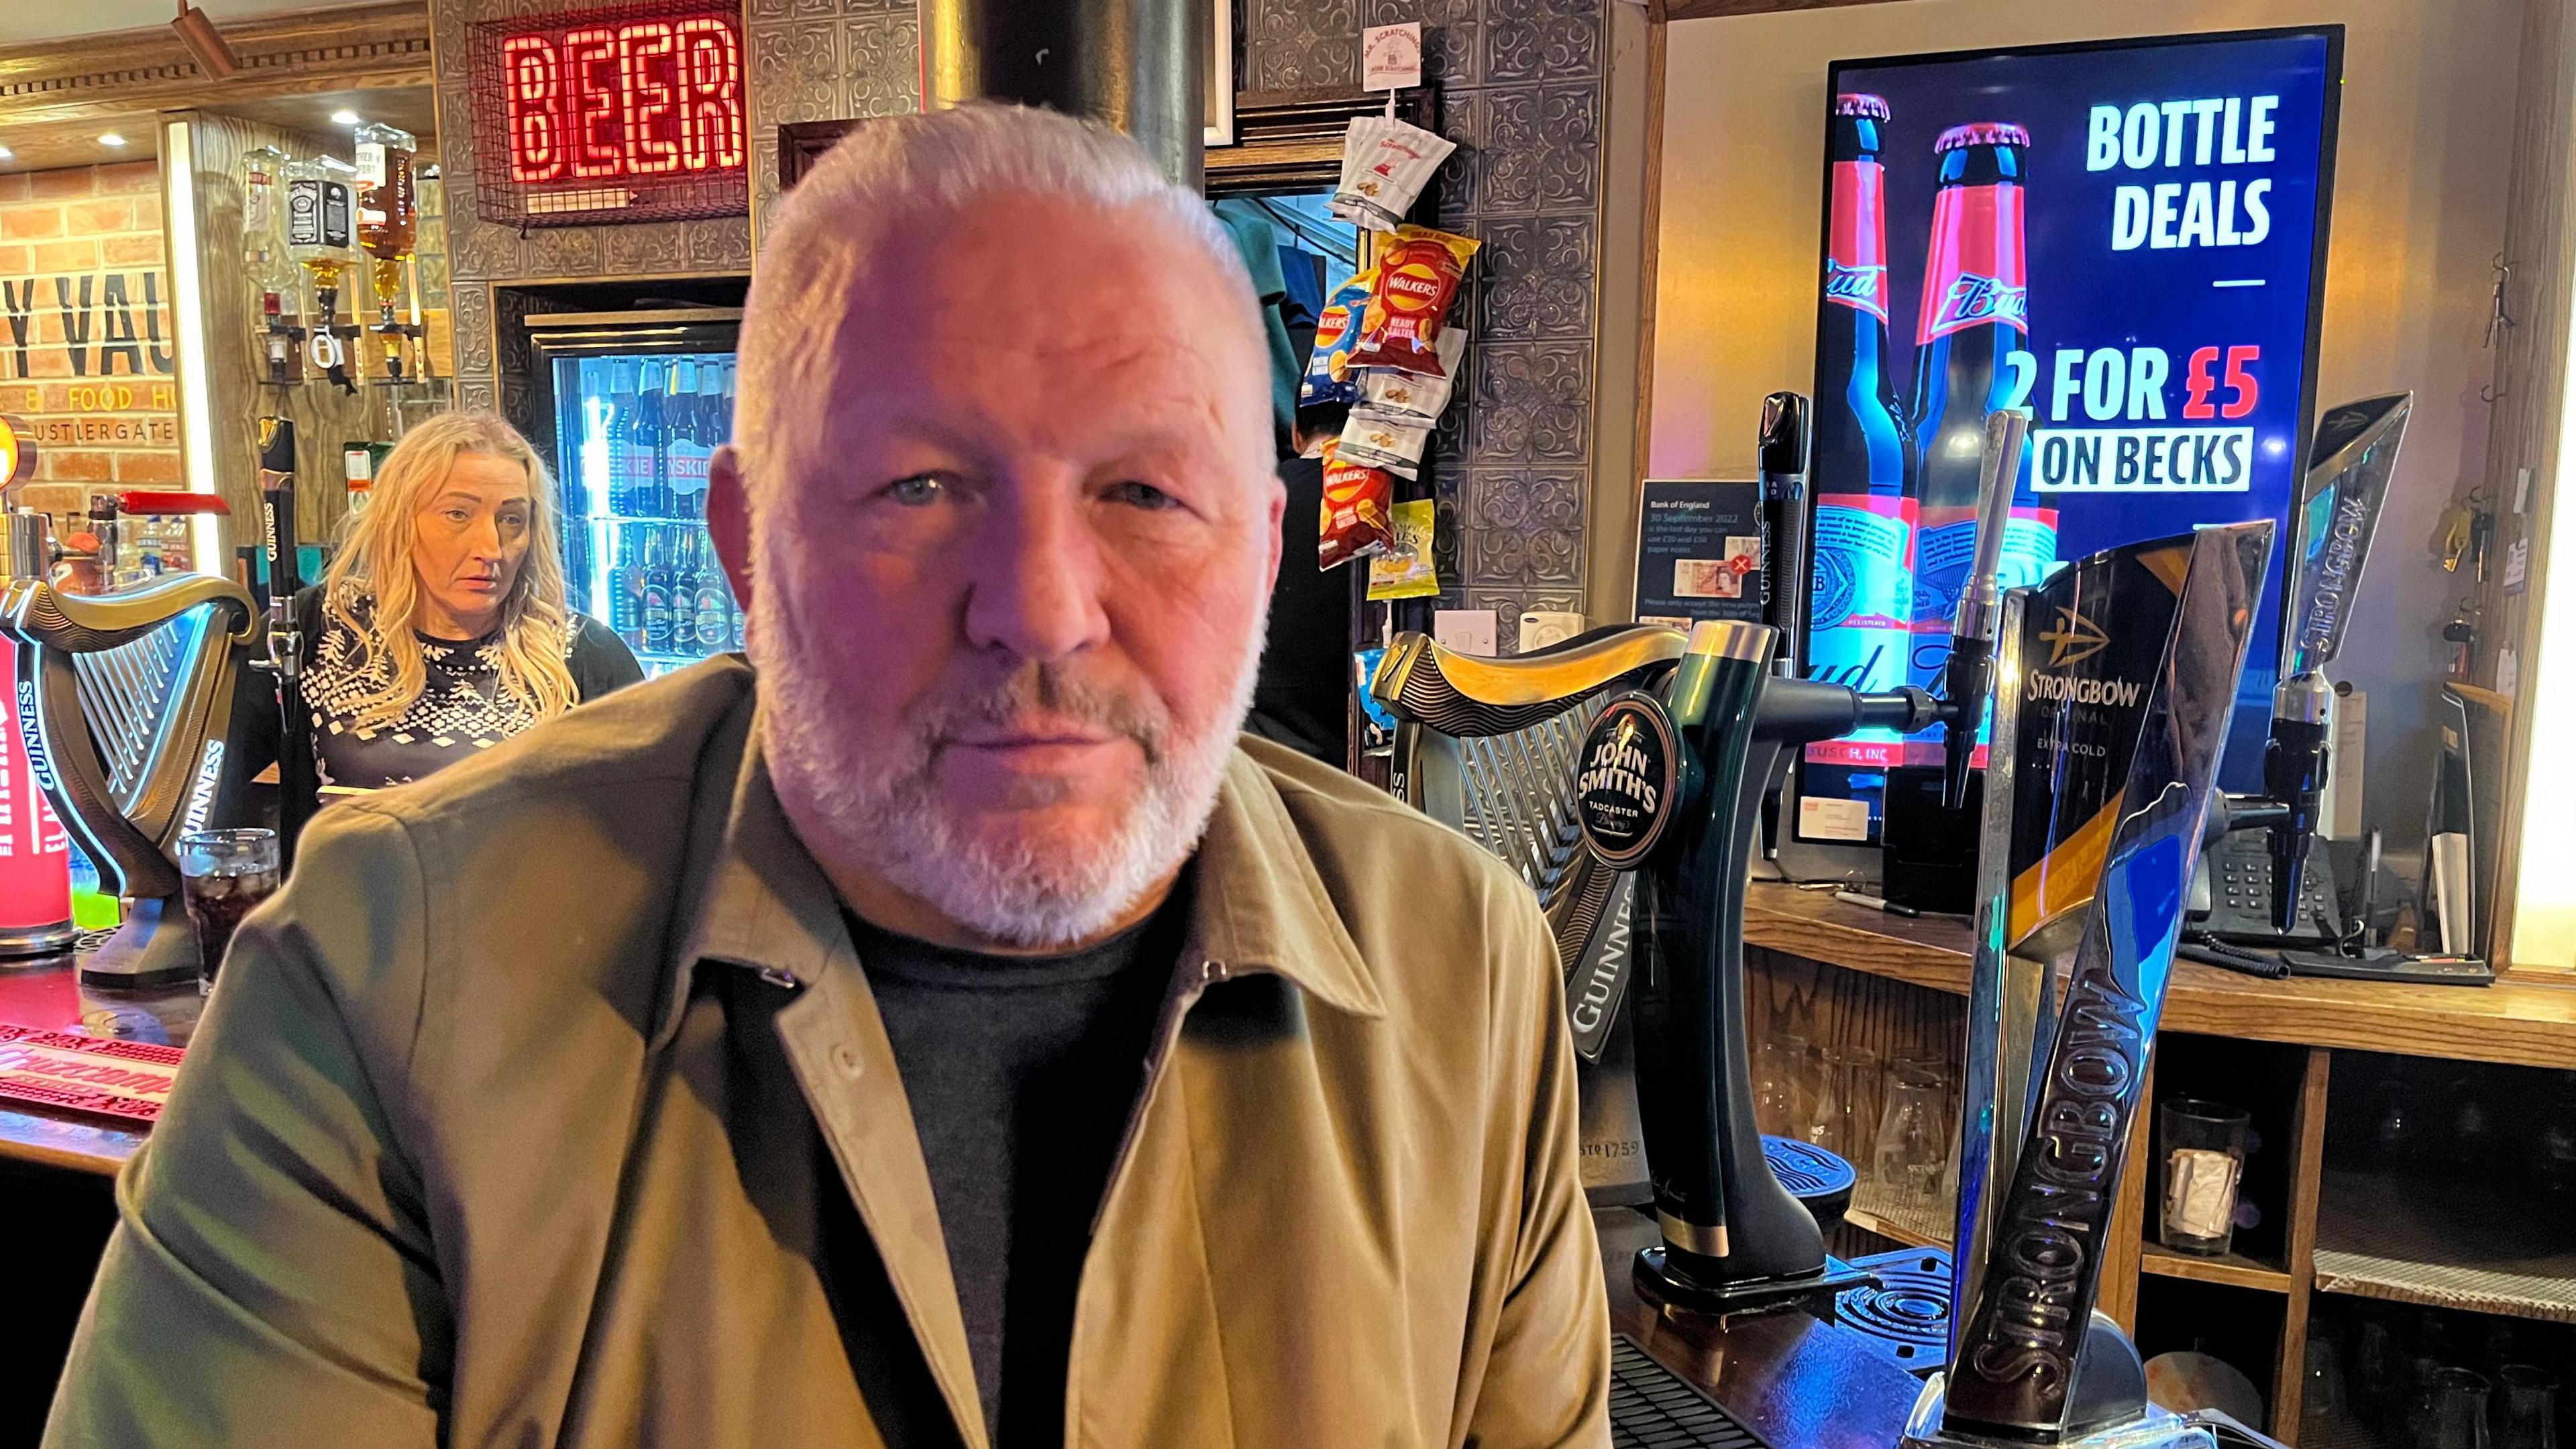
xmin=918 ymin=0 xmax=1205 ymax=191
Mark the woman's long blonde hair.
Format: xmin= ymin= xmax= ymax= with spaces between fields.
xmin=321 ymin=411 xmax=578 ymax=731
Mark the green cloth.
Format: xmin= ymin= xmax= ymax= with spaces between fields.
xmin=1214 ymin=197 xmax=1298 ymax=442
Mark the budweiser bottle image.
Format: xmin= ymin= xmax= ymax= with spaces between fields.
xmin=1804 ymin=93 xmax=1916 ymax=771
xmin=1906 ymin=122 xmax=2057 ymax=712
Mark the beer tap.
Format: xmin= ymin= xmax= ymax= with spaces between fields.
xmin=2253 ymin=394 xmax=2409 ymax=934
xmin=1939 ymin=409 xmax=2029 ymax=810
xmin=255 ymin=417 xmax=317 ymax=865
xmin=1575 ymin=410 xmax=2034 ymax=1314
xmin=1757 ymin=391 xmax=1812 ymax=676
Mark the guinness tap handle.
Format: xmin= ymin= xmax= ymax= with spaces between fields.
xmin=1757 ymin=392 xmax=1813 ymax=678
xmin=257 ymin=416 xmax=316 ymax=865
xmin=1939 ymin=407 xmax=2031 ymax=810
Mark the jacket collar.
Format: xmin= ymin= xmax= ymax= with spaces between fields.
xmin=655 ymin=696 xmax=1386 ymax=1049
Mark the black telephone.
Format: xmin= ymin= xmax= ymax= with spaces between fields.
xmin=2189 ymin=827 xmax=2343 ymax=947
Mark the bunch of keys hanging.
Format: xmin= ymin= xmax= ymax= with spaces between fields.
xmin=2438 ymin=494 xmax=2492 ymax=678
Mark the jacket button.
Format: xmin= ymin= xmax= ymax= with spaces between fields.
xmin=831 ymin=1044 xmax=863 ymax=1077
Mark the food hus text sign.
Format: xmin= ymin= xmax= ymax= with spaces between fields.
xmin=466 ymin=0 xmax=748 ymax=228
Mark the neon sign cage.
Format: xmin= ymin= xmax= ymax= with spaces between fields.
xmin=466 ymin=0 xmax=748 ymax=229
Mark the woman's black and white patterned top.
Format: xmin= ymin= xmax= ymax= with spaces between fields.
xmin=290 ymin=588 xmax=644 ymax=790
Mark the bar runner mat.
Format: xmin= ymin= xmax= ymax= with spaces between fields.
xmin=0 ymin=1023 xmax=182 ymax=1124
xmin=1610 ymin=1334 xmax=1771 ymax=1448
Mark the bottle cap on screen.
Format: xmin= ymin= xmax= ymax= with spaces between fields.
xmin=1935 ymin=121 xmax=2033 ymax=153
xmin=1835 ymin=93 xmax=1892 ymax=120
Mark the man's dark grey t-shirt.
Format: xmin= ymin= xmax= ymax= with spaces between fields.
xmin=845 ymin=895 xmax=1184 ymax=1448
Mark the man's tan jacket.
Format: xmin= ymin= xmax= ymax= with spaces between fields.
xmin=46 ymin=659 xmax=1611 ymax=1448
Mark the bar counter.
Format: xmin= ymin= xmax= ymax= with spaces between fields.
xmin=0 ymin=955 xmax=191 ymax=1176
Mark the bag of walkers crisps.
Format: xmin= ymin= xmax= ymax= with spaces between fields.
xmin=1367 ymin=499 xmax=1439 ymax=600
xmin=1318 ymin=443 xmax=1395 ymax=571
xmin=1332 ymin=115 xmax=1458 ymax=233
xmin=1348 ymin=226 xmax=1478 ymax=376
xmin=1299 ymin=266 xmax=1378 ymax=411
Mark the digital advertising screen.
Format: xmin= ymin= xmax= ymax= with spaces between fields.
xmin=1795 ymin=26 xmax=2343 ymax=848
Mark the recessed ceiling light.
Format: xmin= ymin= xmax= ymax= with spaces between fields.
xmin=98 ymin=133 xmax=126 ymax=148
xmin=331 ymin=110 xmax=361 ymax=126
xmin=0 ymin=148 xmax=14 ymax=161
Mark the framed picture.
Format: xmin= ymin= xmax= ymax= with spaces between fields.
xmin=1206 ymin=0 xmax=1234 ymax=145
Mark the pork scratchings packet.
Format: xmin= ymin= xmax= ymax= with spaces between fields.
xmin=1331 ymin=115 xmax=1459 ymax=233
xmin=1358 ymin=323 xmax=1468 ymax=417
xmin=1318 ymin=443 xmax=1396 ymax=571
xmin=1348 ymin=226 xmax=1478 ymax=376
xmin=1366 ymin=499 xmax=1440 ymax=600
xmin=1334 ymin=404 xmax=1433 ymax=480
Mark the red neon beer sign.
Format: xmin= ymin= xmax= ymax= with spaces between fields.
xmin=490 ymin=8 xmax=744 ymax=187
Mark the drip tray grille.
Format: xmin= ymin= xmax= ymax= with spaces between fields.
xmin=1835 ymin=1246 xmax=1953 ymax=1377
xmin=1609 ymin=1335 xmax=1770 ymax=1448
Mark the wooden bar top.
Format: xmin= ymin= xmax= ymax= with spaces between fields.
xmin=0 ymin=956 xmax=196 ymax=1177
xmin=1746 ymin=881 xmax=2576 ymax=1069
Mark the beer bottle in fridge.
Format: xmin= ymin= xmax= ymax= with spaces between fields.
xmin=605 ymin=360 xmax=639 ymax=517
xmin=667 ymin=359 xmax=711 ymax=521
xmin=1805 ymin=92 xmax=1916 ymax=774
xmin=668 ymin=529 xmax=699 ymax=654
xmin=1905 ymin=121 xmax=2055 ymax=702
xmin=631 ymin=360 xmax=668 ymax=519
xmin=641 ymin=527 xmax=675 ymax=657
xmin=692 ymin=529 xmax=731 ymax=655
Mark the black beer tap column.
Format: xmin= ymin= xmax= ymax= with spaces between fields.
xmin=257 ymin=417 xmax=316 ymax=869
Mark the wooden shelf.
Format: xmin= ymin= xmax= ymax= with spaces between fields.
xmin=1845 ymin=1183 xmax=1952 ymax=1250
xmin=2313 ymin=1168 xmax=2576 ymax=1324
xmin=2139 ymin=1241 xmax=2295 ymax=1294
xmin=1742 ymin=883 xmax=2576 ymax=1069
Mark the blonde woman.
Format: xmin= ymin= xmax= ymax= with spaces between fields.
xmin=243 ymin=411 xmax=643 ymax=792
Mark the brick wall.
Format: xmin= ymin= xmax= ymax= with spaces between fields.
xmin=0 ymin=160 xmax=180 ymax=515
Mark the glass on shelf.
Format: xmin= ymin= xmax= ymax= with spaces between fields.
xmin=1872 ymin=1065 xmax=1946 ymax=1200
xmin=2157 ymin=1097 xmax=2250 ymax=1257
xmin=1812 ymin=1044 xmax=1879 ymax=1167
xmin=2498 ymin=1365 xmax=2559 ymax=1449
xmin=2426 ymin=1367 xmax=2492 ymax=1449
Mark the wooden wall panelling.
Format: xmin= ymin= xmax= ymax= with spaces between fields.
xmin=0 ymin=2 xmax=432 ymax=130
xmin=2471 ymin=0 xmax=2576 ymax=966
xmin=2269 ymin=1046 xmax=2333 ymax=1438
xmin=176 ymin=111 xmax=378 ymax=549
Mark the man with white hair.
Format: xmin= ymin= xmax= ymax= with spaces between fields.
xmin=48 ymin=105 xmax=1609 ymax=1448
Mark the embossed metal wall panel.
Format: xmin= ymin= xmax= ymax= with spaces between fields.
xmin=745 ymin=0 xmax=919 ymax=235
xmin=1248 ymin=0 xmax=1609 ymax=653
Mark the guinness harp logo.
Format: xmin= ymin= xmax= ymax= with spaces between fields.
xmin=1576 ymin=694 xmax=1681 ymax=871
xmin=2039 ymin=607 xmax=2112 ymax=669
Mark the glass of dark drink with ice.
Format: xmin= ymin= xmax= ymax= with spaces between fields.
xmin=178 ymin=828 xmax=281 ymax=995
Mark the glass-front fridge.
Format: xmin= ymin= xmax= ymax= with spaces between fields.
xmin=528 ymin=308 xmax=743 ymax=678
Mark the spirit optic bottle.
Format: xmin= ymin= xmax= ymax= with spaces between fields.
xmin=241 ymin=146 xmax=301 ymax=384
xmin=353 ymin=123 xmax=418 ymax=379
xmin=284 ymin=154 xmax=359 ymax=384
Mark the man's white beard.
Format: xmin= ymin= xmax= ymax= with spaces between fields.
xmin=751 ymin=556 xmax=1264 ymax=950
